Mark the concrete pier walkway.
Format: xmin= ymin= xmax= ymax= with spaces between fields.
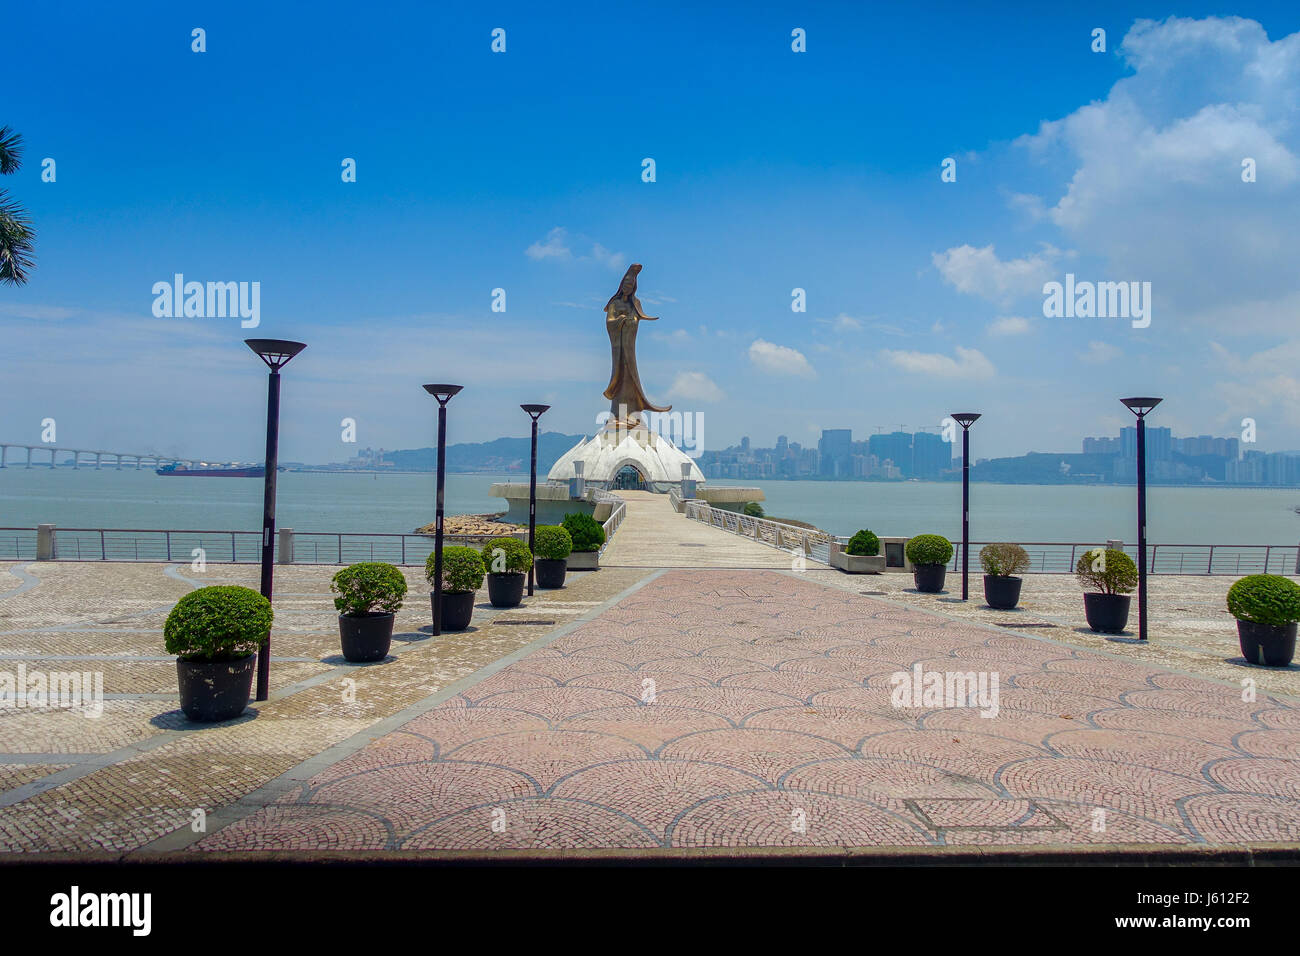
xmin=600 ymin=491 xmax=813 ymax=569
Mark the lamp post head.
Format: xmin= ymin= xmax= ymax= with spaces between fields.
xmin=951 ymin=413 xmax=981 ymax=429
xmin=1120 ymin=397 xmax=1163 ymax=418
xmin=245 ymin=339 xmax=306 ymax=371
xmin=423 ymin=384 xmax=464 ymax=406
xmin=520 ymin=404 xmax=551 ymax=421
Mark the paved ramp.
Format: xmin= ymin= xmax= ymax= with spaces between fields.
xmin=599 ymin=491 xmax=815 ymax=569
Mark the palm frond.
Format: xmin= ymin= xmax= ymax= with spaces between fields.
xmin=0 ymin=126 xmax=23 ymax=176
xmin=0 ymin=188 xmax=36 ymax=285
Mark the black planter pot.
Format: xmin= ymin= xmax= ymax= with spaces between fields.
xmin=338 ymin=612 xmax=395 ymax=663
xmin=1083 ymin=592 xmax=1131 ymax=633
xmin=913 ymin=564 xmax=947 ymax=593
xmin=176 ymin=653 xmax=257 ymax=722
xmin=1237 ymin=619 xmax=1297 ymax=667
xmin=487 ymin=572 xmax=525 ymax=608
xmin=535 ymin=558 xmax=567 ymax=589
xmin=437 ymin=590 xmax=476 ymax=631
xmin=983 ymin=574 xmax=1023 ymax=610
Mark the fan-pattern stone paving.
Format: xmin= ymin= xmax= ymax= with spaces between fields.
xmin=194 ymin=569 xmax=1300 ymax=852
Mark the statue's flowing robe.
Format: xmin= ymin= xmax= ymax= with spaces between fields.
xmin=604 ymin=296 xmax=669 ymax=419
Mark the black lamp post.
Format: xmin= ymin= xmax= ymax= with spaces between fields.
xmin=423 ymin=384 xmax=463 ymax=635
xmin=950 ymin=413 xmax=981 ymax=601
xmin=245 ymin=338 xmax=306 ymax=701
xmin=520 ymin=404 xmax=551 ymax=596
xmin=1121 ymin=397 xmax=1162 ymax=641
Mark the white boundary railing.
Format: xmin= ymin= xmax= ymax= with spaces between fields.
xmin=678 ymin=506 xmax=1300 ymax=575
xmin=683 ymin=501 xmax=835 ymax=563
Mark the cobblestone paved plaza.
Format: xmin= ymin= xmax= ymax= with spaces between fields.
xmin=2 ymin=498 xmax=1299 ymax=858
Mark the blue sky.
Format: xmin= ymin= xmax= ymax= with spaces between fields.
xmin=4 ymin=1 xmax=1300 ymax=463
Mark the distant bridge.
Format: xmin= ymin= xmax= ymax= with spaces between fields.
xmin=0 ymin=443 xmax=242 ymax=471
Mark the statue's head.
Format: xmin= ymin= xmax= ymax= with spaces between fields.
xmin=618 ymin=263 xmax=642 ymax=296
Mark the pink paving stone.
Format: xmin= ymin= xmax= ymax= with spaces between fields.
xmin=658 ymin=728 xmax=850 ymax=785
xmin=307 ymin=761 xmax=539 ymax=836
xmin=998 ymin=757 xmax=1208 ymax=828
xmin=1047 ymin=729 xmax=1237 ymax=774
xmin=1206 ymin=758 xmax=1300 ymax=800
xmin=194 ymin=569 xmax=1300 ymax=852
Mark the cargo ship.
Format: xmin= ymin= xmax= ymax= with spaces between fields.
xmin=156 ymin=462 xmax=267 ymax=477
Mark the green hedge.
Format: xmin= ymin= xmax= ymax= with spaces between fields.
xmin=1074 ymin=548 xmax=1137 ymax=595
xmin=846 ymin=530 xmax=880 ymax=556
xmin=164 ymin=586 xmax=272 ymax=662
xmin=1227 ymin=574 xmax=1300 ymax=626
xmin=534 ymin=525 xmax=573 ymax=560
xmin=563 ymin=512 xmax=606 ymax=553
xmin=430 ymin=546 xmax=485 ymax=594
xmin=482 ymin=536 xmax=533 ymax=574
xmin=331 ymin=562 xmax=407 ymax=616
xmin=906 ymin=534 xmax=953 ymax=566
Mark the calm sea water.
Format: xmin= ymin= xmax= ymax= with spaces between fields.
xmin=709 ymin=479 xmax=1300 ymax=545
xmin=1 ymin=468 xmax=1298 ymax=545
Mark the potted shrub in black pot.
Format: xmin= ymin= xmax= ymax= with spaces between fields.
xmin=980 ymin=543 xmax=1030 ymax=610
xmin=533 ymin=525 xmax=573 ymax=589
xmin=330 ymin=561 xmax=407 ymax=663
xmin=563 ymin=512 xmax=606 ymax=571
xmin=1226 ymin=574 xmax=1300 ymax=666
xmin=481 ymin=536 xmax=533 ymax=608
xmin=164 ymin=585 xmax=272 ymax=722
xmin=831 ymin=529 xmax=885 ymax=573
xmin=1075 ymin=547 xmax=1137 ymax=633
xmin=428 ymin=545 xmax=485 ymax=631
xmin=906 ymin=534 xmax=953 ymax=593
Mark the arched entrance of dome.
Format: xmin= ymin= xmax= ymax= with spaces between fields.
xmin=613 ymin=464 xmax=646 ymax=490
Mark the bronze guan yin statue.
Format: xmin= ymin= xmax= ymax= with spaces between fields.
xmin=603 ymin=263 xmax=670 ymax=427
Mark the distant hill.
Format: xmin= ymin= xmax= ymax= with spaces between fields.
xmin=383 ymin=432 xmax=587 ymax=474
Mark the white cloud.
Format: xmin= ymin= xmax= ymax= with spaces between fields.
xmin=1011 ymin=16 xmax=1300 ymax=330
xmin=526 ymin=227 xmax=626 ymax=271
xmin=1079 ymin=340 xmax=1123 ymax=364
xmin=881 ymin=345 xmax=995 ymax=380
xmin=525 ymin=227 xmax=572 ymax=261
xmin=668 ymin=371 xmax=725 ymax=402
xmin=748 ymin=339 xmax=816 ymax=379
xmin=815 ymin=313 xmax=863 ymax=332
xmin=590 ymin=243 xmax=626 ymax=271
xmin=931 ymin=244 xmax=1061 ymax=304
xmin=987 ymin=316 xmax=1033 ymax=336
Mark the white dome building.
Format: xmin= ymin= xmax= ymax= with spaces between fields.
xmin=548 ymin=423 xmax=705 ymax=492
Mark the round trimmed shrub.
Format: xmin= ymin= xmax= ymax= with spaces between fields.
xmin=1074 ymin=548 xmax=1138 ymax=595
xmin=534 ymin=525 xmax=573 ymax=561
xmin=164 ymin=586 xmax=272 ymax=662
xmin=563 ymin=512 xmax=606 ymax=553
xmin=846 ymin=529 xmax=880 ymax=557
xmin=430 ymin=545 xmax=485 ymax=593
xmin=743 ymin=501 xmax=765 ymax=518
xmin=1227 ymin=574 xmax=1300 ymax=626
xmin=481 ymin=536 xmax=533 ymax=574
xmin=331 ymin=562 xmax=407 ymax=616
xmin=980 ymin=543 xmax=1030 ymax=577
xmin=906 ymin=534 xmax=953 ymax=567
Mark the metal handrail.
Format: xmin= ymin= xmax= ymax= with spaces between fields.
xmin=676 ymin=512 xmax=1299 ymax=576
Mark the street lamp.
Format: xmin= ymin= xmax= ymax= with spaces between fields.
xmin=950 ymin=413 xmax=981 ymax=601
xmin=520 ymin=404 xmax=551 ymax=596
xmin=1121 ymin=396 xmax=1162 ymax=641
xmin=245 ymin=338 xmax=307 ymax=701
xmin=423 ymin=384 xmax=463 ymax=635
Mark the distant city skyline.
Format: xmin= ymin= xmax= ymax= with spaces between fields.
xmin=4 ymin=7 xmax=1300 ymax=465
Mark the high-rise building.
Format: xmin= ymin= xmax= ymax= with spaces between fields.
xmin=818 ymin=428 xmax=852 ymax=477
xmin=911 ymin=432 xmax=952 ymax=479
xmin=869 ymin=432 xmax=914 ymax=477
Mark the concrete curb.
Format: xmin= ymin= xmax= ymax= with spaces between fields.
xmin=8 ymin=842 xmax=1300 ymax=866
